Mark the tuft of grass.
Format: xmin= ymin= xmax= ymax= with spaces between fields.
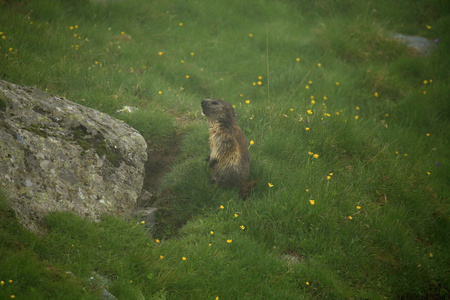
xmin=118 ymin=109 xmax=176 ymax=144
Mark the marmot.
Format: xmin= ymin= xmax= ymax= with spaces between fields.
xmin=201 ymin=99 xmax=253 ymax=198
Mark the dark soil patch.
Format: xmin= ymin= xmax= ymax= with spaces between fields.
xmin=137 ymin=133 xmax=182 ymax=208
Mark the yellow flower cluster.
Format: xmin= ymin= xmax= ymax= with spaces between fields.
xmin=0 ymin=280 xmax=15 ymax=298
xmin=308 ymin=152 xmax=319 ymax=159
xmin=348 ymin=205 xmax=362 ymax=220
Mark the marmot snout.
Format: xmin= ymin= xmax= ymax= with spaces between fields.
xmin=201 ymin=99 xmax=252 ymax=198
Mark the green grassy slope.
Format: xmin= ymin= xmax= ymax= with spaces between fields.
xmin=1 ymin=0 xmax=449 ymax=299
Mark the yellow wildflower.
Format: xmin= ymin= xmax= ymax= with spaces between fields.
xmin=313 ymin=154 xmax=319 ymax=158
xmin=227 ymin=239 xmax=232 ymax=243
xmin=309 ymin=200 xmax=315 ymax=205
xmin=268 ymin=183 xmax=274 ymax=187
xmin=245 ymin=100 xmax=250 ymax=104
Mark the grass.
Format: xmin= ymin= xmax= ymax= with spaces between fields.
xmin=1 ymin=0 xmax=449 ymax=299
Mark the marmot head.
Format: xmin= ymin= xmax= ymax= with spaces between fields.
xmin=201 ymin=99 xmax=237 ymax=124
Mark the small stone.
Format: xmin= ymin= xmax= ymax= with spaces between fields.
xmin=390 ymin=33 xmax=436 ymax=56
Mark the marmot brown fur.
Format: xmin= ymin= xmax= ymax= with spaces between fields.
xmin=201 ymin=99 xmax=253 ymax=198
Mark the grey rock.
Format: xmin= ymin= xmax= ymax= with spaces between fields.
xmin=391 ymin=33 xmax=437 ymax=56
xmin=135 ymin=207 xmax=158 ymax=233
xmin=115 ymin=105 xmax=139 ymax=114
xmin=0 ymin=80 xmax=147 ymax=232
xmin=88 ymin=272 xmax=117 ymax=299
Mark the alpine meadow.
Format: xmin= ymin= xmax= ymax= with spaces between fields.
xmin=0 ymin=0 xmax=449 ymax=299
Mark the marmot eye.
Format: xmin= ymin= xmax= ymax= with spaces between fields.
xmin=211 ymin=101 xmax=218 ymax=105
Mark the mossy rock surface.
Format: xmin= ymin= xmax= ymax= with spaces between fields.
xmin=0 ymin=79 xmax=147 ymax=233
